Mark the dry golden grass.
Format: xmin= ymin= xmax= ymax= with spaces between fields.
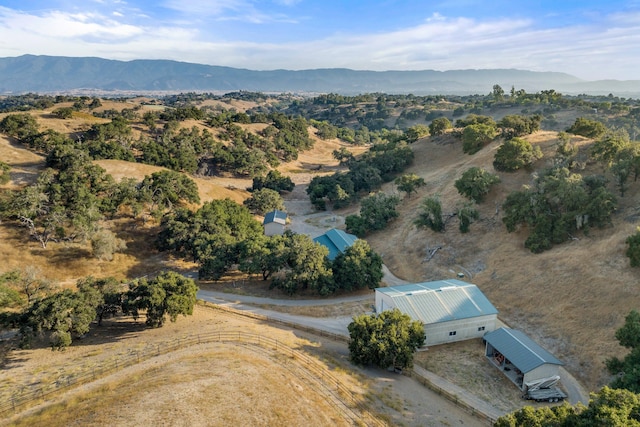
xmin=0 ymin=306 xmax=362 ymax=427
xmin=94 ymin=159 xmax=251 ymax=205
xmin=1 ymin=100 xmax=633 ymax=400
xmin=366 ymin=131 xmax=640 ymax=391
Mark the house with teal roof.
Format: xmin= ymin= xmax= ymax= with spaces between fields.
xmin=313 ymin=228 xmax=358 ymax=260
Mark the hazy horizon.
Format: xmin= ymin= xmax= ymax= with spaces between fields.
xmin=1 ymin=1 xmax=639 ymax=81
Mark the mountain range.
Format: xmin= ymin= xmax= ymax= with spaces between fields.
xmin=1 ymin=54 xmax=639 ymax=96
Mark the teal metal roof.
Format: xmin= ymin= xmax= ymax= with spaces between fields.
xmin=313 ymin=228 xmax=357 ymax=260
xmin=263 ymin=210 xmax=287 ymax=225
xmin=376 ymin=280 xmax=498 ymax=324
xmin=484 ymin=327 xmax=563 ymax=373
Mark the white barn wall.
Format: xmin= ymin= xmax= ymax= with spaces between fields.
xmin=424 ymin=315 xmax=497 ymax=346
xmin=264 ymin=222 xmax=285 ymax=236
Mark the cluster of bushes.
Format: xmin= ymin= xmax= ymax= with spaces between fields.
xmin=0 ymin=107 xmax=317 ymax=179
xmin=307 ymin=140 xmax=414 ymax=210
xmin=0 ymin=271 xmax=197 ymax=350
xmin=158 ymin=199 xmax=383 ymax=296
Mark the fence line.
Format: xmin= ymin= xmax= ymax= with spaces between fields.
xmin=199 ymin=300 xmax=350 ymax=343
xmin=201 ymin=301 xmax=499 ymax=425
xmin=0 ymin=328 xmax=384 ymax=426
xmin=409 ymin=367 xmax=498 ymax=425
xmin=2 ymin=297 xmax=502 ymax=426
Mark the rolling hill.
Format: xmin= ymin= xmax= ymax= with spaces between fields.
xmin=2 ymin=54 xmax=640 ymax=96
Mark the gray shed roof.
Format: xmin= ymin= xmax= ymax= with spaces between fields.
xmin=484 ymin=327 xmax=563 ymax=373
xmin=263 ymin=210 xmax=287 ymax=225
xmin=376 ymin=280 xmax=497 ymax=324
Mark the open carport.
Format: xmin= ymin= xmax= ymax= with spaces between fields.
xmin=484 ymin=327 xmax=563 ymax=391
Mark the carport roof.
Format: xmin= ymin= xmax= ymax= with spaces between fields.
xmin=484 ymin=327 xmax=563 ymax=373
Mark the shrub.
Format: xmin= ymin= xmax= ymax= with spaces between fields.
xmin=493 ymin=138 xmax=543 ymax=172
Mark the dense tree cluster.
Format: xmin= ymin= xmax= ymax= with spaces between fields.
xmin=606 ymin=309 xmax=640 ymax=392
xmin=462 ymin=123 xmax=498 ymax=154
xmin=497 ymin=114 xmax=542 ymax=139
xmin=157 ymin=199 xmax=383 ymax=295
xmin=348 ymin=308 xmax=425 ymax=370
xmin=124 ymin=271 xmax=198 ymax=327
xmin=0 ymin=94 xmax=57 ymax=112
xmin=0 ymin=268 xmax=198 ymax=350
xmin=495 ymin=387 xmax=640 ymax=426
xmin=428 ymin=117 xmax=452 ymax=136
xmin=307 ymin=141 xmax=413 ymax=209
xmin=493 ymin=138 xmax=543 ymax=172
xmin=0 ymin=139 xmax=200 ymax=249
xmin=567 ymin=117 xmax=607 ymax=139
xmin=345 ymin=192 xmax=400 ymax=237
xmin=502 ymin=167 xmax=616 ymax=253
xmin=243 ymin=188 xmax=285 ymax=215
xmin=251 ymin=170 xmax=295 ymax=193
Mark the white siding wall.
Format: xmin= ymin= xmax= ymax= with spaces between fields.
xmin=375 ymin=292 xmax=395 ymax=313
xmin=424 ymin=315 xmax=497 ymax=346
xmin=264 ymin=222 xmax=285 ymax=236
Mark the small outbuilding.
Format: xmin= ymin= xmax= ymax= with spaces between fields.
xmin=484 ymin=327 xmax=563 ymax=391
xmin=263 ymin=210 xmax=287 ymax=236
xmin=313 ymin=228 xmax=357 ymax=260
xmin=375 ymin=280 xmax=498 ymax=346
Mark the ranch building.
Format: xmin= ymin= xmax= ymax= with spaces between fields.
xmin=313 ymin=228 xmax=357 ymax=261
xmin=484 ymin=327 xmax=563 ymax=391
xmin=375 ymin=280 xmax=498 ymax=346
xmin=263 ymin=210 xmax=287 ymax=236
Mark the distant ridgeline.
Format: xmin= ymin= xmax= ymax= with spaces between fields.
xmin=1 ymin=54 xmax=640 ymax=96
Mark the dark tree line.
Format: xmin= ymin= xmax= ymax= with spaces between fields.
xmin=158 ymin=200 xmax=383 ymax=296
xmin=1 ymin=271 xmax=197 ymax=350
xmin=307 ymin=140 xmax=414 ymax=210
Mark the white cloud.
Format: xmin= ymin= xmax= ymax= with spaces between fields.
xmin=0 ymin=6 xmax=638 ymax=80
xmin=161 ymin=0 xmax=248 ymax=16
xmin=273 ymin=0 xmax=301 ymax=5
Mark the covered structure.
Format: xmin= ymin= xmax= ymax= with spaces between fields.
xmin=313 ymin=228 xmax=357 ymax=260
xmin=484 ymin=327 xmax=563 ymax=390
xmin=375 ymin=280 xmax=498 ymax=346
xmin=263 ymin=210 xmax=287 ymax=236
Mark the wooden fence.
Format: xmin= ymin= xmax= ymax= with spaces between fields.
xmin=0 ymin=325 xmax=385 ymax=426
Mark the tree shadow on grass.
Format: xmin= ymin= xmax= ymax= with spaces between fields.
xmin=43 ymin=246 xmax=92 ymax=266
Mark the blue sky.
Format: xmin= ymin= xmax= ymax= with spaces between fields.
xmin=0 ymin=0 xmax=639 ymax=80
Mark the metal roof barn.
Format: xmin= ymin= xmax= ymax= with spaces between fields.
xmin=375 ymin=280 xmax=498 ymax=346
